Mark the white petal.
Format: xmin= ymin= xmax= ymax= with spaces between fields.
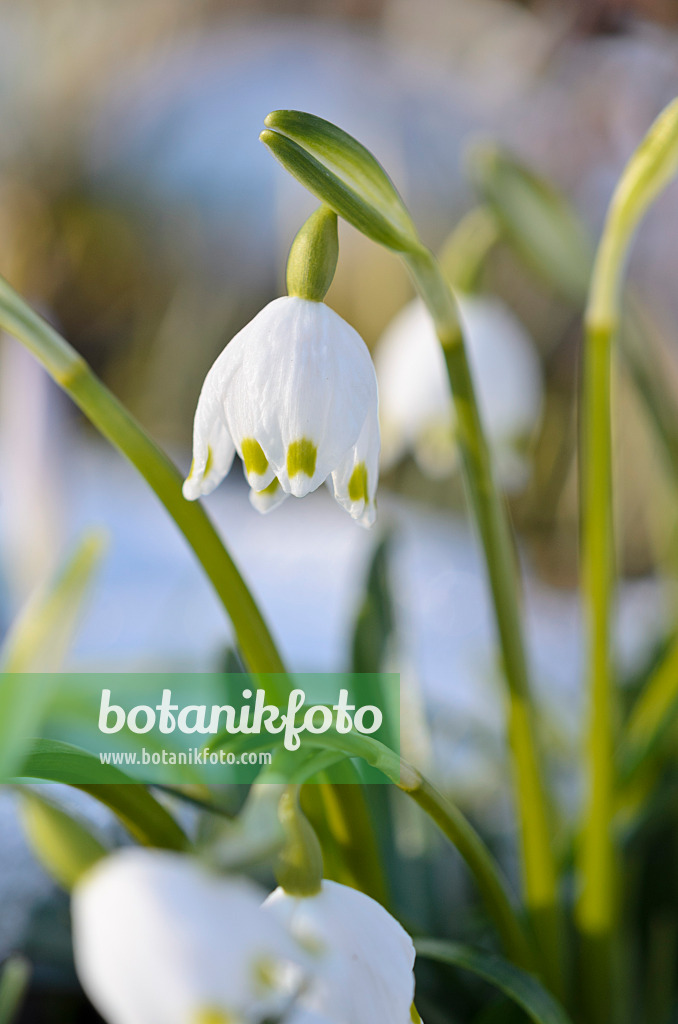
xmin=226 ymin=362 xmax=276 ymax=492
xmin=374 ymin=295 xmax=543 ymax=488
xmin=457 ymin=294 xmax=542 ymax=447
xmin=374 ymin=299 xmax=452 ymax=471
xmin=182 ymin=340 xmax=241 ymax=500
xmin=330 ymin=406 xmax=380 ymax=527
xmin=229 ymin=296 xmax=377 ymax=497
xmin=72 ymin=850 xmax=305 ymax=1024
xmin=263 ymin=880 xmax=416 ymax=1024
xmin=249 ymin=477 xmax=289 ymax=515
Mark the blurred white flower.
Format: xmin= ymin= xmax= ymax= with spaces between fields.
xmin=374 ymin=295 xmax=542 ymax=489
xmin=72 ymin=849 xmax=305 ymax=1024
xmin=264 ymin=880 xmax=416 ymax=1024
xmin=71 ymin=851 xmax=419 ymax=1024
xmin=183 ymin=296 xmax=380 ymax=526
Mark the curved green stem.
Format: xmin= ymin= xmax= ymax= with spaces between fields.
xmin=299 ymin=728 xmax=536 ymax=971
xmin=403 ymin=246 xmax=562 ymax=992
xmin=576 ymin=97 xmax=678 ymax=1024
xmin=0 ymin=276 xmax=285 ymax=681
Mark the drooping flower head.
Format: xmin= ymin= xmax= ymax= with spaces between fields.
xmin=375 ymin=294 xmax=542 ymax=489
xmin=71 ymin=849 xmax=419 ymax=1024
xmin=183 ymin=207 xmax=380 ymax=526
xmin=183 ymin=296 xmax=379 ymax=526
xmin=71 ymin=849 xmax=305 ymax=1024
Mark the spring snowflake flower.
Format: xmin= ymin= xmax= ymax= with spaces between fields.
xmin=263 ymin=880 xmax=416 ymax=1024
xmin=71 ymin=851 xmax=419 ymax=1024
xmin=375 ymin=295 xmax=542 ymax=489
xmin=182 ymin=296 xmax=380 ymax=526
xmin=71 ymin=849 xmax=306 ymax=1024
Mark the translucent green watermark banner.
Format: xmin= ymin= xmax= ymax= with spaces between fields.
xmin=3 ymin=673 xmax=400 ymax=785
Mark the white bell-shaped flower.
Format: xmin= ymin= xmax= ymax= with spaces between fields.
xmin=375 ymin=295 xmax=542 ymax=490
xmin=263 ymin=880 xmax=416 ymax=1024
xmin=183 ymin=296 xmax=380 ymax=526
xmin=71 ymin=849 xmax=306 ymax=1024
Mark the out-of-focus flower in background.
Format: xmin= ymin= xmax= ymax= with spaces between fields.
xmin=265 ymin=880 xmax=416 ymax=1024
xmin=375 ymin=294 xmax=543 ymax=489
xmin=72 ymin=849 xmax=418 ymax=1024
xmin=72 ymin=849 xmax=306 ymax=1024
xmin=183 ymin=296 xmax=380 ymax=526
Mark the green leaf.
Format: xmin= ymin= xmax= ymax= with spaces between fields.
xmin=467 ymin=143 xmax=593 ymax=302
xmin=415 ymin=939 xmax=574 ymax=1024
xmin=19 ymin=790 xmax=108 ymax=890
xmin=619 ymin=633 xmax=678 ymax=785
xmin=262 ymin=110 xmax=421 ymax=253
xmin=351 ymin=535 xmax=395 ymax=674
xmin=20 ymin=739 xmax=189 ymax=851
xmin=0 ymin=531 xmax=106 ymax=780
xmin=0 ymin=957 xmax=30 ymax=1024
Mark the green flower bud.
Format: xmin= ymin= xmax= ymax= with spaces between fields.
xmin=286 ymin=205 xmax=339 ymax=302
xmin=467 ymin=142 xmax=593 ymax=303
xmin=274 ymin=786 xmax=323 ymax=897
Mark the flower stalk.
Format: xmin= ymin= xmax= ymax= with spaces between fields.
xmin=262 ymin=108 xmax=561 ymax=990
xmin=403 ymin=246 xmax=562 ymax=993
xmin=576 ymin=96 xmax=678 ymax=1024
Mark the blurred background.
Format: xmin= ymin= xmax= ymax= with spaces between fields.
xmin=2 ymin=0 xmax=678 ymax=1020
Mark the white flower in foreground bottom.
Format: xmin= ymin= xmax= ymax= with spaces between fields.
xmin=71 ymin=849 xmax=305 ymax=1024
xmin=183 ymin=296 xmax=380 ymax=527
xmin=263 ymin=880 xmax=416 ymax=1024
xmin=375 ymin=295 xmax=542 ymax=489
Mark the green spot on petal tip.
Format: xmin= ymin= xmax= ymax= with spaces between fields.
xmin=287 ymin=438 xmax=317 ymax=478
xmin=241 ymin=438 xmax=268 ymax=476
xmin=347 ymin=462 xmax=369 ymax=502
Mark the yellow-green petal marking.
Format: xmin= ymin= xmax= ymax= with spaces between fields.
xmin=287 ymin=438 xmax=317 ymax=477
xmin=193 ymin=1009 xmax=235 ymax=1024
xmin=241 ymin=438 xmax=268 ymax=476
xmin=347 ymin=462 xmax=369 ymax=503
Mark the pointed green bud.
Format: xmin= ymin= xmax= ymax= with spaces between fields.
xmin=588 ymin=95 xmax=678 ymax=327
xmin=286 ymin=205 xmax=339 ymax=302
xmin=262 ymin=110 xmax=422 ymax=253
xmin=274 ymin=786 xmax=323 ymax=897
xmin=20 ymin=791 xmax=107 ymax=890
xmin=466 ymin=142 xmax=593 ymax=303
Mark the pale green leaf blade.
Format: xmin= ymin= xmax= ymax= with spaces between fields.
xmin=467 ymin=142 xmax=593 ymax=302
xmin=0 ymin=957 xmax=30 ymax=1024
xmin=416 ymin=939 xmax=574 ymax=1024
xmin=0 ymin=531 xmax=107 ymax=780
xmin=19 ymin=790 xmax=108 ymax=890
xmin=20 ymin=738 xmax=189 ymax=851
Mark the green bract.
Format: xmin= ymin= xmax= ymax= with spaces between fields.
xmin=467 ymin=142 xmax=593 ymax=302
xmin=262 ymin=110 xmax=421 ymax=253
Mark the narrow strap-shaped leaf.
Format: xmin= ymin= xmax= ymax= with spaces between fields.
xmin=0 ymin=532 xmax=106 ymax=780
xmin=20 ymin=739 xmax=188 ymax=851
xmin=415 ymin=939 xmax=574 ymax=1024
xmin=0 ymin=957 xmax=31 ymax=1024
xmin=619 ymin=633 xmax=678 ymax=785
xmin=19 ymin=790 xmax=108 ymax=890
